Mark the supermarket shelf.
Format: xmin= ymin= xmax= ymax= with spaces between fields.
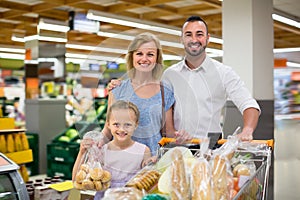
xmin=5 ymin=149 xmax=33 ymax=164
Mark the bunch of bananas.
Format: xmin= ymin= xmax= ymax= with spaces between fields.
xmin=0 ymin=132 xmax=29 ymax=153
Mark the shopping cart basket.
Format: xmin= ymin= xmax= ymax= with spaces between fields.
xmin=157 ymin=137 xmax=273 ymax=200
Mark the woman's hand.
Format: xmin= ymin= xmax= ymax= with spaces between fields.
xmin=106 ymin=79 xmax=121 ymax=92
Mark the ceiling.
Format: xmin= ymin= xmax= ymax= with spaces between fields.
xmin=0 ymin=0 xmax=299 ymax=64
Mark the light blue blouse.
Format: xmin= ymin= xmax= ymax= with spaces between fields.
xmin=112 ymin=79 xmax=175 ymax=155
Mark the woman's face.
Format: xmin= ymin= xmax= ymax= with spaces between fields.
xmin=133 ymin=41 xmax=158 ymax=73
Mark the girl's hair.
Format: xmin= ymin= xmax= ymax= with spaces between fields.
xmin=106 ymin=100 xmax=140 ymax=123
xmin=125 ymin=32 xmax=163 ymax=80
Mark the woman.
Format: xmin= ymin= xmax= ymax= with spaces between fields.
xmin=101 ymin=32 xmax=176 ymax=155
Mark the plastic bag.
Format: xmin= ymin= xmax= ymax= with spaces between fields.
xmin=73 ymin=131 xmax=112 ymax=191
xmin=102 ymin=187 xmax=144 ymax=200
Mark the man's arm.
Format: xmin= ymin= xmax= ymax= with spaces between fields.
xmin=238 ymin=107 xmax=260 ymax=141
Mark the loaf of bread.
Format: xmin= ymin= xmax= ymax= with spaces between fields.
xmin=191 ymin=161 xmax=212 ymax=200
xmin=212 ymin=155 xmax=230 ymax=200
xmin=170 ymin=148 xmax=189 ymax=200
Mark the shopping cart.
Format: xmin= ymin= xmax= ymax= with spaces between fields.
xmin=221 ymin=140 xmax=273 ymax=200
xmin=157 ymin=137 xmax=274 ymax=200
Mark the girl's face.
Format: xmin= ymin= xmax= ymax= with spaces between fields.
xmin=133 ymin=41 xmax=158 ymax=73
xmin=108 ymin=108 xmax=137 ymax=142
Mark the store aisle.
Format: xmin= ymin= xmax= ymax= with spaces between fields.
xmin=274 ymin=118 xmax=300 ymax=200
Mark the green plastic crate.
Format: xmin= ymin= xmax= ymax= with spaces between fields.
xmin=47 ymin=142 xmax=79 ymax=163
xmin=47 ymin=159 xmax=74 ymax=180
xmin=25 ymin=132 xmax=39 ymax=176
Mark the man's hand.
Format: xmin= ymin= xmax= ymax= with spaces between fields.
xmin=174 ymin=130 xmax=193 ymax=143
xmin=107 ymin=79 xmax=121 ymax=92
xmin=237 ymin=127 xmax=253 ymax=141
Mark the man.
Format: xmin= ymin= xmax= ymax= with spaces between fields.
xmin=162 ymin=15 xmax=260 ymax=141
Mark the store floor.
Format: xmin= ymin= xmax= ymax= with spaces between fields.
xmin=274 ymin=118 xmax=300 ymax=200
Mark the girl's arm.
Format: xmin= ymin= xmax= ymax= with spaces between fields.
xmin=72 ymin=138 xmax=93 ymax=181
xmin=142 ymin=146 xmax=156 ymax=167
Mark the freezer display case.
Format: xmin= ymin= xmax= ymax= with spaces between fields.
xmin=0 ymin=153 xmax=29 ymax=200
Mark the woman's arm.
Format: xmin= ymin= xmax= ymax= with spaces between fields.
xmin=100 ymin=92 xmax=115 ymax=144
xmin=165 ymin=105 xmax=193 ymax=142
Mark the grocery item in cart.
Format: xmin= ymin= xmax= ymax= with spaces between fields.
xmin=125 ymin=166 xmax=161 ymax=192
xmin=102 ymin=187 xmax=144 ymax=200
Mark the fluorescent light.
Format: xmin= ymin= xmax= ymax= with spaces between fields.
xmin=98 ymin=31 xmax=183 ymax=48
xmin=89 ymin=10 xmax=223 ymax=44
xmin=66 ymin=44 xmax=127 ymax=54
xmin=87 ymin=11 xmax=181 ymax=36
xmin=287 ymin=61 xmax=300 ymax=68
xmin=97 ymin=31 xmax=134 ymax=41
xmin=38 ymin=19 xmax=70 ymax=33
xmin=0 ymin=47 xmax=25 ymax=53
xmin=23 ymin=35 xmax=67 ymax=43
xmin=12 ymin=35 xmax=67 ymax=43
xmin=272 ymin=14 xmax=300 ymax=28
xmin=274 ymin=47 xmax=300 ymax=53
xmin=66 ymin=53 xmax=125 ymax=63
xmin=0 ymin=53 xmax=24 ymax=60
xmin=11 ymin=35 xmax=25 ymax=42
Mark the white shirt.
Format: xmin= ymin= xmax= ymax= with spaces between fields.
xmin=162 ymin=56 xmax=260 ymax=137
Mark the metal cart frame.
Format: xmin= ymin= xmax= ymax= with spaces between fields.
xmin=157 ymin=137 xmax=273 ymax=200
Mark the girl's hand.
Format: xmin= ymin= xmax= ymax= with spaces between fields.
xmin=142 ymin=156 xmax=158 ymax=167
xmin=79 ymin=138 xmax=94 ymax=154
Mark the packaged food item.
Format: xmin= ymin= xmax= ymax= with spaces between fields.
xmin=169 ymin=148 xmax=189 ymax=200
xmin=73 ymin=131 xmax=111 ymax=191
xmin=102 ymin=187 xmax=143 ymax=200
xmin=125 ymin=166 xmax=160 ymax=192
xmin=190 ymin=159 xmax=212 ymax=200
xmin=211 ymin=154 xmax=231 ymax=200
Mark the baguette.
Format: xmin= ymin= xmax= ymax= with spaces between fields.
xmin=212 ymin=155 xmax=230 ymax=200
xmin=191 ymin=161 xmax=211 ymax=200
xmin=170 ymin=148 xmax=189 ymax=200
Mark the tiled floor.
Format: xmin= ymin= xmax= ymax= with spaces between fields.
xmin=274 ymin=118 xmax=300 ymax=200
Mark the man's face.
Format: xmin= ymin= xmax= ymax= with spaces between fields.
xmin=181 ymin=21 xmax=210 ymax=57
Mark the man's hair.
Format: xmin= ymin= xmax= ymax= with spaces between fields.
xmin=184 ymin=15 xmax=209 ymax=34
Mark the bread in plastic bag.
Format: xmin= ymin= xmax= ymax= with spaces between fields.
xmin=169 ymin=147 xmax=190 ymax=200
xmin=73 ymin=131 xmax=112 ymax=191
xmin=102 ymin=187 xmax=144 ymax=200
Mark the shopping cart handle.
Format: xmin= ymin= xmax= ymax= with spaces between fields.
xmin=217 ymin=139 xmax=274 ymax=148
xmin=158 ymin=137 xmax=201 ymax=146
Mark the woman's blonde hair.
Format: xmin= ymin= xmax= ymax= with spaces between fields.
xmin=125 ymin=32 xmax=163 ymax=80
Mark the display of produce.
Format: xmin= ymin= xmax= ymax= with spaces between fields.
xmin=0 ymin=129 xmax=32 ymax=182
